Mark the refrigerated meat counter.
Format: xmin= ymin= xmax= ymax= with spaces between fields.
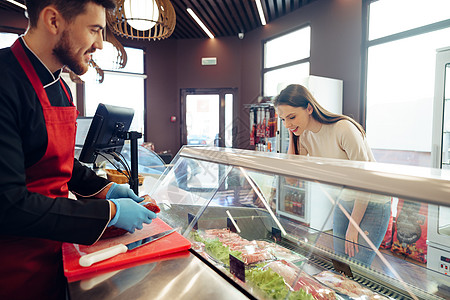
xmin=68 ymin=146 xmax=450 ymax=300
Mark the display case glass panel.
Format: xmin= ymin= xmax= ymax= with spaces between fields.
xmin=150 ymin=147 xmax=450 ymax=300
xmin=438 ymin=207 xmax=450 ymax=236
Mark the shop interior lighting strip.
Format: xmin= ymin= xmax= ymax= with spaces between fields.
xmin=255 ymin=0 xmax=266 ymax=26
xmin=7 ymin=0 xmax=26 ymax=9
xmin=186 ymin=8 xmax=214 ymax=39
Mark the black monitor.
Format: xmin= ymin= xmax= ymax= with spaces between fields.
xmin=78 ymin=103 xmax=134 ymax=164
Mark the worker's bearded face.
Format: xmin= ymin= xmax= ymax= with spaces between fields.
xmin=53 ymin=29 xmax=95 ymax=75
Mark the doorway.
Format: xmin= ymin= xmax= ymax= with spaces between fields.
xmin=181 ymin=88 xmax=237 ymax=148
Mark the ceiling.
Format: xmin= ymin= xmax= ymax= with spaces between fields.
xmin=170 ymin=0 xmax=317 ymax=39
xmin=0 ymin=0 xmax=318 ymax=39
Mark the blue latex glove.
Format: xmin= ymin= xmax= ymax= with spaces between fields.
xmin=108 ymin=198 xmax=157 ymax=233
xmin=106 ymin=183 xmax=143 ymax=203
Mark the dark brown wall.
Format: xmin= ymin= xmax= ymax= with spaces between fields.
xmin=0 ymin=8 xmax=27 ymax=31
xmin=310 ymin=0 xmax=362 ymax=121
xmin=177 ymin=37 xmax=241 ymax=89
xmin=144 ymin=39 xmax=179 ymax=154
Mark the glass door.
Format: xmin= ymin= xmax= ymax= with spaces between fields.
xmin=181 ymin=88 xmax=237 ymax=148
xmin=186 ymin=94 xmax=219 ymax=147
xmin=181 ymin=88 xmax=237 ymax=191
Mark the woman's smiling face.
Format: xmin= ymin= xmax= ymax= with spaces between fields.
xmin=276 ymin=104 xmax=313 ymax=136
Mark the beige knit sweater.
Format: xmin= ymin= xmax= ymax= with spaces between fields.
xmin=299 ymin=119 xmax=375 ymax=162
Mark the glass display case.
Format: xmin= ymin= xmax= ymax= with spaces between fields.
xmin=148 ymin=146 xmax=450 ymax=300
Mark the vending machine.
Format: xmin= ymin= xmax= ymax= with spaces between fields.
xmin=428 ymin=46 xmax=450 ymax=276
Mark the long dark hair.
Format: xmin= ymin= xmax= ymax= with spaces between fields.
xmin=273 ymin=84 xmax=365 ymax=154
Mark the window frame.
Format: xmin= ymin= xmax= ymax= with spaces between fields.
xmin=361 ymin=0 xmax=450 ymax=128
xmin=261 ymin=24 xmax=311 ymax=97
xmin=83 ymin=45 xmax=147 ymax=137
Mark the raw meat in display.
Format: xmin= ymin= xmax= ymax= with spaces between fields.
xmin=256 ymin=240 xmax=306 ymax=262
xmin=265 ymin=260 xmax=336 ymax=300
xmin=202 ymin=228 xmax=275 ymax=264
xmin=314 ymin=271 xmax=388 ymax=299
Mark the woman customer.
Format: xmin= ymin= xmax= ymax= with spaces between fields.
xmin=273 ymin=84 xmax=390 ymax=267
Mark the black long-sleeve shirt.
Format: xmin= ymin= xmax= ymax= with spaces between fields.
xmin=0 ymin=38 xmax=111 ymax=245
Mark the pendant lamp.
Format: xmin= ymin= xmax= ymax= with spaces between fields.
xmin=108 ymin=0 xmax=176 ymax=40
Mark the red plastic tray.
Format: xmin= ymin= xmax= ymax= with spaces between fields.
xmin=63 ymin=218 xmax=191 ymax=281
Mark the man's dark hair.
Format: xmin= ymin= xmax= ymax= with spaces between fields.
xmin=25 ymin=0 xmax=116 ymax=28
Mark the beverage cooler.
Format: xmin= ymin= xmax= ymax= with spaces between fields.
xmin=276 ymin=177 xmax=333 ymax=232
xmin=248 ymin=102 xmax=289 ymax=154
xmin=429 ymin=46 xmax=450 ymax=276
xmin=249 ymin=102 xmax=277 ymax=153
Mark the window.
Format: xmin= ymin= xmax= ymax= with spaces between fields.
xmin=364 ymin=0 xmax=450 ymax=167
xmin=368 ymin=0 xmax=450 ymax=40
xmin=0 ymin=32 xmax=18 ymax=48
xmin=262 ymin=26 xmax=311 ymax=97
xmin=84 ymin=46 xmax=146 ymax=136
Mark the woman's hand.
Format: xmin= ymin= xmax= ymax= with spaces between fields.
xmin=345 ymin=223 xmax=359 ymax=257
xmin=344 ymin=199 xmax=369 ymax=258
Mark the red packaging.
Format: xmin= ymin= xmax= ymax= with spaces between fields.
xmin=380 ymin=198 xmax=394 ymax=249
xmin=249 ymin=107 xmax=256 ymax=146
xmin=391 ymin=199 xmax=428 ymax=263
xmin=265 ymin=107 xmax=270 ymax=138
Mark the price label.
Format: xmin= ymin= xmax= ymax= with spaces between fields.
xmin=272 ymin=227 xmax=282 ymax=242
xmin=227 ymin=217 xmax=237 ymax=233
xmin=187 ymin=213 xmax=198 ymax=230
xmin=332 ymin=259 xmax=353 ymax=278
xmin=230 ymin=254 xmax=245 ymax=282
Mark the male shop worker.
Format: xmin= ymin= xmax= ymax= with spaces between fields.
xmin=0 ymin=1 xmax=156 ymax=299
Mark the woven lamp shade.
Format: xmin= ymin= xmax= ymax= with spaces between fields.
xmin=108 ymin=0 xmax=176 ymax=40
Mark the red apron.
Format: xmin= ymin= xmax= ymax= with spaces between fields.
xmin=0 ymin=40 xmax=78 ymax=300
